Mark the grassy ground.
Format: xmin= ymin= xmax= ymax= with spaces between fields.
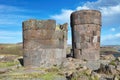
xmin=0 ymin=44 xmax=66 ymax=80
xmin=0 ymin=43 xmax=72 ymax=56
xmin=0 ymin=44 xmax=120 ymax=80
xmin=100 ymin=46 xmax=120 ymax=55
xmin=0 ymin=44 xmax=23 ymax=56
xmin=0 ymin=72 xmax=63 ymax=80
xmin=0 ymin=61 xmax=19 ymax=68
xmin=0 ymin=66 xmax=65 ymax=80
xmin=0 ymin=43 xmax=120 ymax=56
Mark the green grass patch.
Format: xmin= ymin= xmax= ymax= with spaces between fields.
xmin=0 ymin=61 xmax=19 ymax=68
xmin=109 ymin=60 xmax=116 ymax=66
xmin=0 ymin=72 xmax=62 ymax=80
xmin=0 ymin=73 xmax=42 ymax=80
xmin=41 ymin=72 xmax=60 ymax=80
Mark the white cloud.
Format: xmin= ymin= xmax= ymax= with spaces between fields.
xmin=100 ymin=4 xmax=120 ymax=16
xmin=50 ymin=6 xmax=90 ymax=24
xmin=51 ymin=9 xmax=73 ymax=24
xmin=84 ymin=0 xmax=120 ymax=9
xmin=76 ymin=0 xmax=120 ymax=16
xmin=115 ymin=33 xmax=120 ymax=37
xmin=101 ymin=34 xmax=114 ymax=41
xmin=67 ymin=39 xmax=72 ymax=45
xmin=50 ymin=0 xmax=120 ymax=25
xmin=101 ymin=28 xmax=120 ymax=45
xmin=101 ymin=33 xmax=120 ymax=45
xmin=76 ymin=6 xmax=90 ymax=10
xmin=50 ymin=0 xmax=120 ymax=45
xmin=0 ymin=4 xmax=26 ymax=12
xmin=110 ymin=28 xmax=116 ymax=32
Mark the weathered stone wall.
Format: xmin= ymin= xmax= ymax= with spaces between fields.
xmin=23 ymin=19 xmax=68 ymax=67
xmin=71 ymin=10 xmax=101 ymax=60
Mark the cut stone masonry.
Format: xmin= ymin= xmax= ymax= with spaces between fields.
xmin=71 ymin=10 xmax=101 ymax=60
xmin=23 ymin=19 xmax=68 ymax=67
xmin=23 ymin=10 xmax=101 ymax=67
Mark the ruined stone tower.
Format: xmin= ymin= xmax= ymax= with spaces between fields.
xmin=23 ymin=19 xmax=68 ymax=67
xmin=71 ymin=10 xmax=101 ymax=60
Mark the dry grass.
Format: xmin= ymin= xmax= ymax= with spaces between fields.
xmin=100 ymin=47 xmax=119 ymax=54
xmin=0 ymin=67 xmax=64 ymax=80
xmin=0 ymin=44 xmax=72 ymax=56
xmin=0 ymin=44 xmax=23 ymax=56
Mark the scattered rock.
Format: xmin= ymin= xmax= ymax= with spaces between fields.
xmin=77 ymin=75 xmax=89 ymax=80
xmin=0 ymin=52 xmax=120 ymax=80
xmin=109 ymin=65 xmax=116 ymax=74
xmin=0 ymin=55 xmax=5 ymax=59
xmin=61 ymin=58 xmax=82 ymax=70
xmin=97 ymin=63 xmax=116 ymax=74
xmin=101 ymin=54 xmax=115 ymax=60
xmin=99 ymin=77 xmax=107 ymax=80
xmin=91 ymin=71 xmax=101 ymax=79
xmin=113 ymin=75 xmax=120 ymax=80
xmin=117 ymin=57 xmax=120 ymax=61
xmin=82 ymin=66 xmax=87 ymax=70
xmin=0 ymin=55 xmax=18 ymax=62
xmin=82 ymin=60 xmax=100 ymax=70
xmin=0 ymin=68 xmax=9 ymax=74
xmin=116 ymin=65 xmax=120 ymax=72
xmin=67 ymin=57 xmax=73 ymax=61
xmin=85 ymin=69 xmax=92 ymax=75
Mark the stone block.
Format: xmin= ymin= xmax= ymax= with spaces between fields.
xmin=24 ymin=49 xmax=66 ymax=67
xmin=75 ymin=43 xmax=81 ymax=49
xmin=74 ymin=49 xmax=82 ymax=59
xmin=23 ymin=19 xmax=56 ymax=31
xmin=36 ymin=20 xmax=56 ymax=30
xmin=22 ymin=19 xmax=36 ymax=31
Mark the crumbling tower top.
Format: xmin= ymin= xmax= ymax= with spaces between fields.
xmin=71 ymin=10 xmax=101 ymax=25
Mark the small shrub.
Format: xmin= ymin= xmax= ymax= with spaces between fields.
xmin=41 ymin=73 xmax=57 ymax=80
xmin=109 ymin=60 xmax=116 ymax=66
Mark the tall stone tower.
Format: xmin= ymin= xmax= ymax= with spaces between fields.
xmin=23 ymin=19 xmax=68 ymax=67
xmin=71 ymin=10 xmax=101 ymax=60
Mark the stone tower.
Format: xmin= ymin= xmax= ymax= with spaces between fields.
xmin=71 ymin=10 xmax=101 ymax=60
xmin=23 ymin=19 xmax=68 ymax=67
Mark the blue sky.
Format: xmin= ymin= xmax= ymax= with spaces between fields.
xmin=0 ymin=0 xmax=120 ymax=45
